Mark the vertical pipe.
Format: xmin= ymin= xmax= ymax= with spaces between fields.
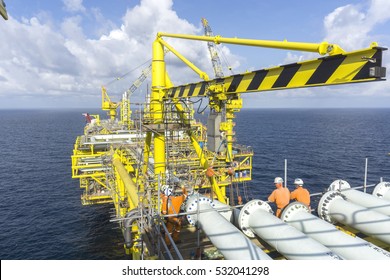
xmin=185 ymin=195 xmax=271 ymax=260
xmin=151 ymin=39 xmax=166 ymax=177
xmin=284 ymin=159 xmax=287 ymax=188
xmin=318 ymin=191 xmax=390 ymax=245
xmin=143 ymin=132 xmax=152 ymax=175
xmin=364 ymin=158 xmax=368 ymax=193
xmin=281 ymin=202 xmax=390 ymax=260
xmin=238 ymin=200 xmax=341 ymax=260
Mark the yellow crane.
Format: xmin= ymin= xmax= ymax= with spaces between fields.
xmin=101 ymin=86 xmax=120 ymax=121
xmin=150 ymin=32 xmax=386 ymax=202
xmin=101 ymin=64 xmax=152 ymax=122
xmin=102 ymin=49 xmax=167 ymax=123
xmin=201 ymin=18 xmax=224 ymax=78
xmin=73 ymin=29 xmax=387 ymax=259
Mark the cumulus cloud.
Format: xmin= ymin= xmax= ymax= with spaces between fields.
xmin=0 ymin=16 xmax=81 ymax=98
xmin=63 ymin=0 xmax=86 ymax=13
xmin=1 ymin=0 xmax=387 ymax=108
xmin=0 ymin=0 xmax=241 ymax=107
xmin=323 ymin=0 xmax=390 ymax=50
xmin=273 ymin=0 xmax=390 ymax=105
xmin=280 ymin=1 xmax=390 ymax=63
xmin=321 ymin=0 xmax=390 ymax=98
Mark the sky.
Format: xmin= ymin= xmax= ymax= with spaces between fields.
xmin=0 ymin=0 xmax=389 ymax=108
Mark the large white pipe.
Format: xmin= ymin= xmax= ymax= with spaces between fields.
xmin=281 ymin=202 xmax=390 ymax=260
xmin=237 ymin=200 xmax=341 ymax=260
xmin=318 ymin=191 xmax=390 ymax=245
xmin=329 ymin=180 xmax=390 ymax=216
xmin=185 ymin=195 xmax=271 ymax=260
xmin=373 ymin=182 xmax=390 ymax=201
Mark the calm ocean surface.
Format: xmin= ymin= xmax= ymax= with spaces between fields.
xmin=0 ymin=108 xmax=389 ymax=259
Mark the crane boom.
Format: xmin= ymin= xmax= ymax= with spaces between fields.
xmin=201 ymin=18 xmax=224 ymax=78
xmin=126 ymin=65 xmax=152 ymax=95
xmin=150 ymin=33 xmax=386 ymax=201
xmin=166 ymin=46 xmax=386 ymax=98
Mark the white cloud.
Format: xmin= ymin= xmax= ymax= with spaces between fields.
xmin=0 ymin=0 xmax=241 ymax=107
xmin=320 ymin=0 xmax=390 ymax=99
xmin=283 ymin=52 xmax=304 ymax=64
xmin=1 ymin=0 xmax=387 ymax=108
xmin=63 ymin=0 xmax=86 ymax=13
xmin=271 ymin=0 xmax=390 ymax=105
xmin=322 ymin=0 xmax=390 ymax=51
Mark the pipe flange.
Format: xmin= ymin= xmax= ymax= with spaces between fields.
xmin=328 ymin=179 xmax=351 ymax=192
xmin=238 ymin=199 xmax=273 ymax=238
xmin=317 ymin=190 xmax=346 ymax=223
xmin=373 ymin=182 xmax=390 ymax=198
xmin=185 ymin=195 xmax=216 ymax=226
xmin=280 ymin=202 xmax=310 ymax=223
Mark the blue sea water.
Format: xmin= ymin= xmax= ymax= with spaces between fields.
xmin=0 ymin=108 xmax=389 ymax=259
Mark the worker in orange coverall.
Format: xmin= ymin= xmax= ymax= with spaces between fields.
xmin=161 ymin=184 xmax=188 ymax=246
xmin=290 ymin=178 xmax=311 ymax=209
xmin=268 ymin=177 xmax=290 ymax=217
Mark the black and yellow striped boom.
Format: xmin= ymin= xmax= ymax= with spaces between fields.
xmin=166 ymin=46 xmax=386 ymax=99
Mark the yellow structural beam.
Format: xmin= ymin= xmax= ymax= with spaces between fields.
xmin=174 ymin=102 xmax=226 ymax=203
xmin=220 ymin=97 xmax=243 ymax=163
xmin=157 ymin=38 xmax=210 ymax=81
xmin=158 ymin=32 xmax=345 ymax=55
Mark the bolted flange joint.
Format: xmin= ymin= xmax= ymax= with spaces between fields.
xmin=373 ymin=182 xmax=390 ymax=199
xmin=328 ymin=179 xmax=351 ymax=192
xmin=238 ymin=200 xmax=273 ymax=238
xmin=185 ymin=195 xmax=216 ymax=226
xmin=280 ymin=202 xmax=310 ymax=223
xmin=317 ymin=190 xmax=346 ymax=223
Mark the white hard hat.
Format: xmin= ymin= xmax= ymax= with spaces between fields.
xmin=294 ymin=178 xmax=304 ymax=186
xmin=164 ymin=187 xmax=173 ymax=196
xmin=274 ymin=177 xmax=284 ymax=184
xmin=161 ymin=185 xmax=173 ymax=196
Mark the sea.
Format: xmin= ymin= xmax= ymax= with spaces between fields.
xmin=0 ymin=108 xmax=389 ymax=260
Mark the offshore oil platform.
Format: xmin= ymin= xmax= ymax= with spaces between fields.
xmin=71 ymin=19 xmax=390 ymax=260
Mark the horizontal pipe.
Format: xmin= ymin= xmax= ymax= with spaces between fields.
xmin=157 ymin=32 xmax=345 ymax=55
xmin=238 ymin=200 xmax=341 ymax=260
xmin=318 ymin=191 xmax=390 ymax=245
xmin=185 ymin=195 xmax=271 ymax=260
xmin=329 ymin=180 xmax=390 ymax=216
xmin=281 ymin=202 xmax=390 ymax=260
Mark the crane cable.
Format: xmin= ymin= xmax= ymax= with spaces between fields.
xmin=216 ymin=44 xmax=235 ymax=75
xmin=105 ymin=58 xmax=152 ymax=86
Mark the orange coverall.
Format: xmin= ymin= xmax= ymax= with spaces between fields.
xmin=161 ymin=188 xmax=187 ymax=245
xmin=268 ymin=186 xmax=290 ymax=217
xmin=290 ymin=186 xmax=311 ymax=208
